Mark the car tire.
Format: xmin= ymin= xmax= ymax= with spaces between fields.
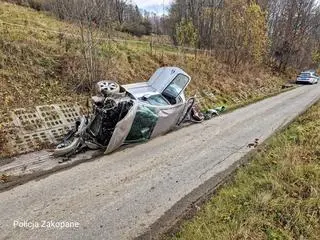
xmin=97 ymin=80 xmax=120 ymax=95
xmin=53 ymin=137 xmax=81 ymax=157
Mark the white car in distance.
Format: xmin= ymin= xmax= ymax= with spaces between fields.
xmin=296 ymin=70 xmax=319 ymax=84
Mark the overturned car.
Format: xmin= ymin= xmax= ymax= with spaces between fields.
xmin=53 ymin=67 xmax=204 ymax=157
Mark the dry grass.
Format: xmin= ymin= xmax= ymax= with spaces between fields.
xmin=0 ymin=2 xmax=289 ymax=157
xmin=0 ymin=2 xmax=287 ymax=112
xmin=172 ymin=101 xmax=320 ymax=240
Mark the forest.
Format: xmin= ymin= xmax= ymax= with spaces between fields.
xmin=6 ymin=0 xmax=320 ymax=72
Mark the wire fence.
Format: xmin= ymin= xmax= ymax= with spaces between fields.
xmin=0 ymin=19 xmax=213 ymax=55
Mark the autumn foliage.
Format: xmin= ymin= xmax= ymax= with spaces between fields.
xmin=168 ymin=0 xmax=319 ymax=71
xmin=172 ymin=0 xmax=267 ymax=67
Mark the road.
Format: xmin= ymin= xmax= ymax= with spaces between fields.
xmin=1 ymin=84 xmax=320 ymax=240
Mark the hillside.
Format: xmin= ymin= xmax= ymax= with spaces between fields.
xmin=0 ymin=2 xmax=287 ymax=122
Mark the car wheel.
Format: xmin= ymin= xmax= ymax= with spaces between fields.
xmin=96 ymin=80 xmax=120 ymax=96
xmin=53 ymin=137 xmax=81 ymax=157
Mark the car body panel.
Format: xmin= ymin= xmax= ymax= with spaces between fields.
xmin=150 ymin=102 xmax=186 ymax=138
xmin=122 ymin=82 xmax=155 ymax=99
xmin=123 ymin=67 xmax=190 ymax=102
xmin=104 ymin=67 xmax=192 ymax=154
xmin=105 ymin=101 xmax=139 ymax=153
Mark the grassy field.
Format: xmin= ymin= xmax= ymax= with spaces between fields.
xmin=171 ymin=101 xmax=320 ymax=240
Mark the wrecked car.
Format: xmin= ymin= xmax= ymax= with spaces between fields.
xmin=53 ymin=67 xmax=204 ymax=157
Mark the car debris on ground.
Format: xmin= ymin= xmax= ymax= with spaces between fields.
xmin=203 ymin=106 xmax=226 ymax=120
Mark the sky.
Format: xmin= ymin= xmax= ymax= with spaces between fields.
xmin=134 ymin=0 xmax=320 ymax=15
xmin=133 ymin=0 xmax=173 ymax=15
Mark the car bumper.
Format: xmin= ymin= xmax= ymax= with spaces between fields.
xmin=296 ymin=79 xmax=316 ymax=84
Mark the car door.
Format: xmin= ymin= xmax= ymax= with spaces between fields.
xmin=148 ymin=67 xmax=191 ymax=104
xmin=150 ymin=102 xmax=187 ymax=138
xmin=161 ymin=73 xmax=190 ymax=104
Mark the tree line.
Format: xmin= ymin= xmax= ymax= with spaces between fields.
xmin=167 ymin=0 xmax=320 ymax=71
xmin=6 ymin=0 xmax=158 ymax=36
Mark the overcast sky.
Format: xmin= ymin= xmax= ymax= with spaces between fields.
xmin=133 ymin=0 xmax=173 ymax=8
xmin=134 ymin=0 xmax=320 ymax=14
xmin=133 ymin=0 xmax=173 ymax=14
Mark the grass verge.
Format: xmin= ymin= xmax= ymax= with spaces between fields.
xmin=171 ymin=101 xmax=320 ymax=240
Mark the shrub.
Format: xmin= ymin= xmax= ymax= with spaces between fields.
xmin=121 ymin=22 xmax=150 ymax=37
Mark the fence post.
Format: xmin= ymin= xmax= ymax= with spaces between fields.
xmin=150 ymin=39 xmax=153 ymax=55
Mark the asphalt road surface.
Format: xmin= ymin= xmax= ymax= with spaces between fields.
xmin=1 ymin=84 xmax=320 ymax=240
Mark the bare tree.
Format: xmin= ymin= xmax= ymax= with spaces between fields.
xmin=114 ymin=0 xmax=127 ymax=25
xmin=49 ymin=0 xmax=111 ymax=91
xmin=167 ymin=0 xmax=320 ymax=70
xmin=266 ymin=0 xmax=318 ymax=70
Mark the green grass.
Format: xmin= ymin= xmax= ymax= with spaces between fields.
xmin=172 ymin=102 xmax=320 ymax=240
